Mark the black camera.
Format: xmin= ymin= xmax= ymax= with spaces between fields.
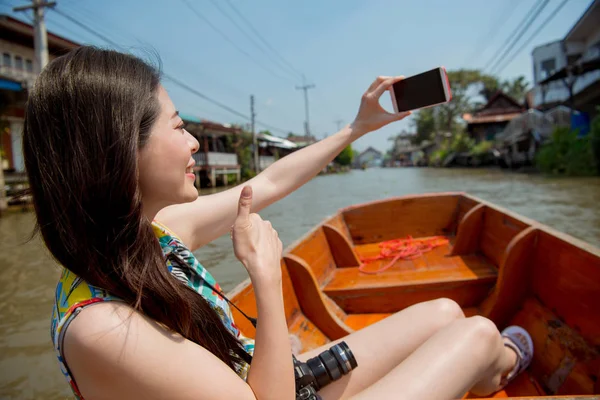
xmin=293 ymin=341 xmax=357 ymax=400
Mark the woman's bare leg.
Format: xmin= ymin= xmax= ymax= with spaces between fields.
xmin=297 ymin=298 xmax=465 ymax=399
xmin=350 ymin=316 xmax=518 ymax=400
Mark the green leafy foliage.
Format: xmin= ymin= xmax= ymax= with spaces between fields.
xmin=470 ymin=140 xmax=493 ymax=156
xmin=226 ymin=131 xmax=256 ymax=180
xmin=410 ymin=70 xmax=530 ymax=152
xmin=334 ymin=145 xmax=353 ymax=166
xmin=411 ymin=107 xmax=436 ymax=144
xmin=449 ymin=132 xmax=475 ymax=153
xmin=479 ymin=75 xmax=529 ymax=103
xmin=536 ymin=127 xmax=596 ymax=176
xmin=430 ymin=145 xmax=450 ymax=166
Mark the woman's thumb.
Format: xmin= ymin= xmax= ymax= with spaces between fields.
xmin=237 ymin=186 xmax=253 ymax=220
xmin=393 ymin=111 xmax=411 ymax=121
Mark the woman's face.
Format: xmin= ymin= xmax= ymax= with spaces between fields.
xmin=138 ymin=85 xmax=200 ymax=215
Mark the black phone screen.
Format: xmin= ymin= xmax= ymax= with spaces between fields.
xmin=392 ymin=68 xmax=448 ymax=112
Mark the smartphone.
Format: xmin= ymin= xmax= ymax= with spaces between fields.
xmin=390 ymin=67 xmax=452 ymax=113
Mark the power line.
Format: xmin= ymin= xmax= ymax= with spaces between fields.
xmin=65 ymin=4 xmax=253 ymax=100
xmin=179 ymin=0 xmax=291 ymax=83
xmin=189 ymin=0 xmax=327 ymax=132
xmin=205 ymin=0 xmax=298 ymax=81
xmin=223 ymin=0 xmax=304 ymax=80
xmin=54 ymin=5 xmax=127 ymax=45
xmin=464 ymin=0 xmax=520 ymax=66
xmin=493 ymin=0 xmax=570 ymax=75
xmin=64 ymin=0 xmax=310 ymax=129
xmin=50 ymin=7 xmax=292 ymax=135
xmin=46 ymin=13 xmax=88 ymax=39
xmin=482 ymin=0 xmax=549 ymax=73
xmin=488 ymin=0 xmax=550 ymax=74
xmin=68 ymin=2 xmax=257 ymax=102
xmin=52 ymin=7 xmax=120 ymax=49
xmin=164 ymin=73 xmax=292 ymax=134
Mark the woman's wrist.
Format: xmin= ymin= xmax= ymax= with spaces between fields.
xmin=348 ymin=121 xmax=368 ymax=140
xmin=253 ymin=280 xmax=285 ymax=313
xmin=249 ymin=269 xmax=282 ymax=294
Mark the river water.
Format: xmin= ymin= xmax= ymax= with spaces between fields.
xmin=1 ymin=168 xmax=599 ymax=399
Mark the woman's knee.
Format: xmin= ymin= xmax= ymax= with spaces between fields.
xmin=461 ymin=316 xmax=503 ymax=362
xmin=432 ymin=298 xmax=465 ymax=320
xmin=391 ymin=298 xmax=464 ymax=334
xmin=415 ymin=298 xmax=464 ymax=324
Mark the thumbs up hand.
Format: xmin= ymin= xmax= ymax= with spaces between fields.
xmin=232 ymin=186 xmax=283 ymax=285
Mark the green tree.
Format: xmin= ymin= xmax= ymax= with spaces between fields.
xmin=335 ymin=145 xmax=353 ymax=166
xmin=227 ymin=130 xmax=256 ymax=179
xmin=479 ymin=75 xmax=529 ymax=104
xmin=411 ymin=107 xmax=436 ymax=144
xmin=536 ymin=127 xmax=596 ymax=176
xmin=409 ymin=70 xmax=529 ymax=148
xmin=504 ymin=76 xmax=529 ymax=104
xmin=478 ymin=75 xmax=501 ymax=102
xmin=435 ymin=69 xmax=491 ymax=134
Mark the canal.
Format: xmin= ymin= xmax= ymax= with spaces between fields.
xmin=1 ymin=168 xmax=599 ymax=399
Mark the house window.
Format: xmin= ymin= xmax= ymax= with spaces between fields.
xmin=2 ymin=53 xmax=11 ymax=67
xmin=25 ymin=59 xmax=33 ymax=72
xmin=15 ymin=56 xmax=23 ymax=70
xmin=540 ymin=58 xmax=556 ymax=80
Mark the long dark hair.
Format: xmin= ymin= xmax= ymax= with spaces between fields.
xmin=23 ymin=46 xmax=251 ymax=371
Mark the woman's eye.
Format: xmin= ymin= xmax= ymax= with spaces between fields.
xmin=176 ymin=123 xmax=186 ymax=132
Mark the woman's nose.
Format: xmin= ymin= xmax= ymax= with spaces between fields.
xmin=187 ymin=131 xmax=200 ymax=153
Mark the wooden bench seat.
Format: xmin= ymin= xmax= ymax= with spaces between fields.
xmin=323 ymin=240 xmax=498 ymax=314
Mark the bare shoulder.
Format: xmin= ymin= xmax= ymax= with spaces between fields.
xmin=64 ymin=301 xmax=255 ymax=400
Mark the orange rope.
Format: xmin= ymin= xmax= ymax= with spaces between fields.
xmin=358 ymin=236 xmax=449 ymax=275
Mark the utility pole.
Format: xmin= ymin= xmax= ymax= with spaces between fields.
xmin=14 ymin=0 xmax=56 ymax=74
xmin=250 ymin=95 xmax=259 ymax=174
xmin=334 ymin=119 xmax=343 ymax=131
xmin=296 ymin=75 xmax=315 ymax=138
xmin=1 ymin=1 xmax=54 ymax=215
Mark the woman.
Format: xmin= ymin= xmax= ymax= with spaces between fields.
xmin=25 ymin=47 xmax=532 ymax=400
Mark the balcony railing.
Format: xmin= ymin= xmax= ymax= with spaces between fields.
xmin=259 ymin=156 xmax=275 ymax=170
xmin=0 ymin=66 xmax=36 ymax=88
xmin=193 ymin=152 xmax=238 ymax=167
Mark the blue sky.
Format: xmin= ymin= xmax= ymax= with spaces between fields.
xmin=1 ymin=0 xmax=593 ymax=153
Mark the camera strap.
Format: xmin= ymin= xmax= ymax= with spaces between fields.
xmin=166 ymin=252 xmax=258 ymax=328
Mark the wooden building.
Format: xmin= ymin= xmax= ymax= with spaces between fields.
xmin=257 ymin=132 xmax=297 ymax=171
xmin=355 ymin=146 xmax=383 ymax=168
xmin=462 ymin=92 xmax=525 ymax=143
xmin=182 ymin=115 xmax=242 ymax=188
xmin=1 ymin=15 xmax=79 ymax=173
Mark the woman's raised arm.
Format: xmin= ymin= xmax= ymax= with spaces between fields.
xmin=156 ymin=76 xmax=410 ymax=251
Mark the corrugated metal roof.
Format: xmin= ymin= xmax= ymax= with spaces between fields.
xmin=258 ymin=133 xmax=297 ymax=149
xmin=463 ymin=112 xmax=522 ymax=124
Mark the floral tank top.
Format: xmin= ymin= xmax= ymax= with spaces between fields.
xmin=50 ymin=221 xmax=255 ymax=399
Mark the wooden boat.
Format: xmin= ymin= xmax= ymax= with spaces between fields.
xmin=227 ymin=192 xmax=600 ymax=398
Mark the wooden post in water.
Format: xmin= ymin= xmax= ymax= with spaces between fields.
xmin=0 ymin=153 xmax=6 ymax=215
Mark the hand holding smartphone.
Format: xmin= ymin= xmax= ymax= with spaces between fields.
xmin=349 ymin=70 xmax=451 ymax=135
xmin=390 ymin=67 xmax=452 ymax=113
